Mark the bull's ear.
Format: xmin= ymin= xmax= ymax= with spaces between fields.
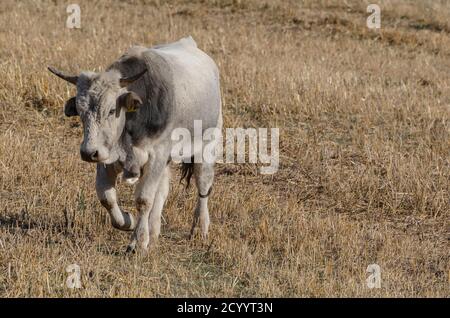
xmin=118 ymin=92 xmax=143 ymax=113
xmin=64 ymin=97 xmax=78 ymax=117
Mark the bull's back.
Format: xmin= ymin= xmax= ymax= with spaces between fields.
xmin=149 ymin=37 xmax=222 ymax=133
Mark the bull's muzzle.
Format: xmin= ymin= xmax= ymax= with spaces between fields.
xmin=80 ymin=147 xmax=109 ymax=163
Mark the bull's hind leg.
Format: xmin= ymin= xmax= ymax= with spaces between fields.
xmin=190 ymin=162 xmax=215 ymax=239
xmin=96 ymin=162 xmax=136 ymax=231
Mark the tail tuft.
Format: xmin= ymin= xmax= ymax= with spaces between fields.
xmin=180 ymin=158 xmax=194 ymax=188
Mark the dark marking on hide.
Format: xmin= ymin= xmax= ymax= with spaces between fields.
xmin=199 ymin=186 xmax=212 ymax=198
xmin=107 ymin=51 xmax=173 ymax=144
xmin=135 ymin=197 xmax=151 ymax=211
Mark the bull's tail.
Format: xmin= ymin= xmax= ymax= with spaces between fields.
xmin=180 ymin=158 xmax=194 ymax=188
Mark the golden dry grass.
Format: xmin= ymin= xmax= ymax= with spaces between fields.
xmin=0 ymin=0 xmax=449 ymax=297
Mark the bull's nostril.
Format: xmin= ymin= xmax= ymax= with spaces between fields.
xmin=91 ymin=151 xmax=98 ymax=160
xmin=80 ymin=149 xmax=100 ymax=162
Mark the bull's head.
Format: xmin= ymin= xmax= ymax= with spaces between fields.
xmin=48 ymin=66 xmax=146 ymax=163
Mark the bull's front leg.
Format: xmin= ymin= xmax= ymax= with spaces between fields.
xmin=126 ymin=148 xmax=169 ymax=253
xmin=96 ymin=162 xmax=136 ymax=231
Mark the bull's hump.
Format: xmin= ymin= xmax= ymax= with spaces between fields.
xmin=124 ymin=46 xmax=147 ymax=58
xmin=180 ymin=35 xmax=197 ymax=48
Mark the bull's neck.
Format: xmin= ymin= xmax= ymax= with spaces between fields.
xmin=110 ymin=131 xmax=128 ymax=165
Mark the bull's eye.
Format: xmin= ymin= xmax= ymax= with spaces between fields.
xmin=109 ymin=109 xmax=116 ymax=116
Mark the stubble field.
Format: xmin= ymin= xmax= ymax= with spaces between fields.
xmin=0 ymin=0 xmax=449 ymax=297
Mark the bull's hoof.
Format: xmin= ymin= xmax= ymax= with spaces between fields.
xmin=189 ymin=228 xmax=209 ymax=241
xmin=124 ymin=177 xmax=139 ymax=185
xmin=122 ymin=168 xmax=140 ymax=185
xmin=111 ymin=212 xmax=136 ymax=231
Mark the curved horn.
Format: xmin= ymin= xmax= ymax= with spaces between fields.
xmin=119 ymin=69 xmax=147 ymax=88
xmin=48 ymin=66 xmax=78 ymax=85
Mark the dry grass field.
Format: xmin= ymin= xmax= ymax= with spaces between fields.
xmin=0 ymin=0 xmax=449 ymax=297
